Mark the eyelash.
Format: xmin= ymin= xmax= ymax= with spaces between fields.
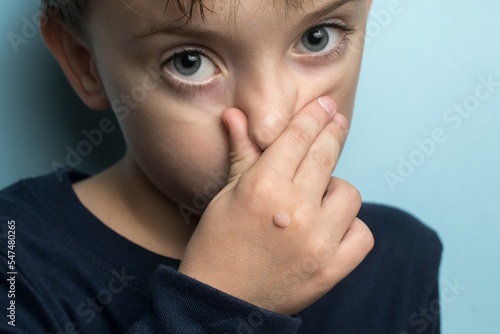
xmin=300 ymin=21 xmax=356 ymax=62
xmin=159 ymin=22 xmax=356 ymax=95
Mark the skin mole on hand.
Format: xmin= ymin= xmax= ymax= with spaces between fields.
xmin=273 ymin=212 xmax=291 ymax=228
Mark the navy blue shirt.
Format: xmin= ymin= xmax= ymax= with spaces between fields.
xmin=0 ymin=171 xmax=442 ymax=333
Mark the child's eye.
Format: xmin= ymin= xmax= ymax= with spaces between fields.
xmin=294 ymin=22 xmax=354 ymax=59
xmin=298 ymin=27 xmax=341 ymax=53
xmin=162 ymin=48 xmax=220 ymax=84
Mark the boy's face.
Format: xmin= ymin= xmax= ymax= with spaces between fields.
xmin=86 ymin=0 xmax=370 ymax=207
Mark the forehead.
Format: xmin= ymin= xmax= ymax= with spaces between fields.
xmin=90 ymin=0 xmax=365 ymax=48
xmin=110 ymin=0 xmax=360 ymax=26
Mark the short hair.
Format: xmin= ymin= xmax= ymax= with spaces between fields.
xmin=41 ymin=0 xmax=305 ymax=39
xmin=41 ymin=0 xmax=88 ymax=37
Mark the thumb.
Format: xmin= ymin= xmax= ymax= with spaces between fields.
xmin=222 ymin=108 xmax=262 ymax=185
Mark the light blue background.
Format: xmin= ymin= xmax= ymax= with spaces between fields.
xmin=1 ymin=1 xmax=499 ymax=333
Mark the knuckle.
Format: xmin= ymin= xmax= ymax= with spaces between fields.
xmin=288 ymin=125 xmax=310 ymax=147
xmin=311 ymin=150 xmax=334 ymax=169
xmin=236 ymin=175 xmax=279 ymax=216
xmin=358 ymin=220 xmax=375 ymax=252
xmin=247 ymin=176 xmax=275 ymax=200
xmin=335 ymin=179 xmax=362 ymax=208
xmin=292 ymin=203 xmax=316 ymax=226
xmin=349 ymin=187 xmax=362 ymax=208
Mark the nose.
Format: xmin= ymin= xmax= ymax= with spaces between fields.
xmin=232 ymin=63 xmax=298 ymax=151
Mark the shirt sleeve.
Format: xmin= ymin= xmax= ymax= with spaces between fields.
xmin=129 ymin=265 xmax=301 ymax=334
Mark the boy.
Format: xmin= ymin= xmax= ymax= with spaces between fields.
xmin=1 ymin=0 xmax=442 ymax=333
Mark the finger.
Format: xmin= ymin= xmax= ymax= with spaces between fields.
xmin=331 ymin=218 xmax=374 ymax=279
xmin=320 ymin=177 xmax=362 ymax=241
xmin=294 ymin=113 xmax=349 ymax=195
xmin=254 ymin=96 xmax=337 ymax=180
xmin=222 ymin=107 xmax=262 ymax=184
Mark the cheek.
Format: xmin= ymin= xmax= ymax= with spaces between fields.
xmin=297 ymin=64 xmax=361 ymax=122
xmin=329 ymin=71 xmax=359 ymax=123
xmin=96 ymin=41 xmax=232 ymax=205
xmin=120 ymin=93 xmax=231 ymax=205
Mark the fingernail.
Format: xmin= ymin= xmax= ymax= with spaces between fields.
xmin=333 ymin=113 xmax=349 ymax=131
xmin=318 ymin=97 xmax=336 ymax=114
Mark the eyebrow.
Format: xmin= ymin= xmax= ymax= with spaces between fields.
xmin=131 ymin=0 xmax=360 ymax=42
xmin=297 ymin=0 xmax=360 ymax=26
xmin=131 ymin=20 xmax=233 ymax=42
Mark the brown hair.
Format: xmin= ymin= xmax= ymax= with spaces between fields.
xmin=41 ymin=0 xmax=88 ymax=36
xmin=41 ymin=0 xmax=305 ymax=38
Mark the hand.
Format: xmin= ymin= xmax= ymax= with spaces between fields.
xmin=178 ymin=96 xmax=374 ymax=315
